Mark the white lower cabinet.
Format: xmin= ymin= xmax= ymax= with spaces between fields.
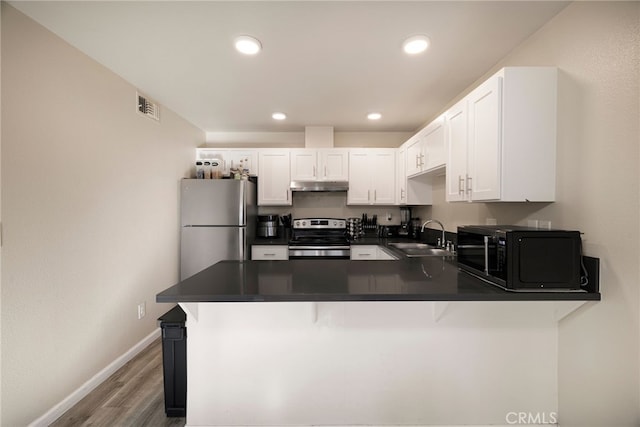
xmin=251 ymin=245 xmax=289 ymax=260
xmin=350 ymin=245 xmax=398 ymax=260
xmin=350 ymin=245 xmax=378 ymax=260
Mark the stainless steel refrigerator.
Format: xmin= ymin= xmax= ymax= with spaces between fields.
xmin=180 ymin=179 xmax=257 ymax=280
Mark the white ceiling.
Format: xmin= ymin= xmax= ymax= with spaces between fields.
xmin=10 ymin=1 xmax=569 ymax=133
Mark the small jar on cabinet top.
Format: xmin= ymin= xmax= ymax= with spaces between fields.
xmin=195 ymin=161 xmax=204 ymax=179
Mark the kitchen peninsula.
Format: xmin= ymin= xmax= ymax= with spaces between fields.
xmin=157 ymin=257 xmax=600 ymax=303
xmin=156 ymin=256 xmax=599 ymax=426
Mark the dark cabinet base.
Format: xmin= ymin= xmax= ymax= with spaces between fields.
xmin=159 ymin=305 xmax=187 ymax=417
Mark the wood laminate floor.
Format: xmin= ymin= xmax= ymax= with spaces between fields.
xmin=50 ymin=338 xmax=186 ymax=427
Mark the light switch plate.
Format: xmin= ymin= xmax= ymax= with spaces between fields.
xmin=137 ymin=302 xmax=146 ymax=320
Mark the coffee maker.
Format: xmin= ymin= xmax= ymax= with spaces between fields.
xmin=257 ymin=214 xmax=279 ymax=238
xmin=399 ymin=207 xmax=411 ymax=236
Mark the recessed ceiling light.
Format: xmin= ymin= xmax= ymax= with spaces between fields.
xmin=402 ymin=35 xmax=430 ymax=55
xmin=272 ymin=112 xmax=287 ymax=120
xmin=367 ymin=112 xmax=382 ymax=121
xmin=234 ymin=35 xmax=262 ymax=55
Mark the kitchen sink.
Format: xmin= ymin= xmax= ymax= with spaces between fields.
xmin=388 ymin=242 xmax=432 ymax=250
xmin=401 ymin=248 xmax=450 ymax=257
xmin=388 ymin=242 xmax=450 ymax=257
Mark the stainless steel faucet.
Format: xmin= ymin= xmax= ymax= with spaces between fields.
xmin=420 ymin=219 xmax=446 ymax=248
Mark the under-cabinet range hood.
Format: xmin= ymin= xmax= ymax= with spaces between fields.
xmin=290 ymin=180 xmax=349 ymax=192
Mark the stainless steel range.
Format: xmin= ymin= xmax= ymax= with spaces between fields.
xmin=288 ymin=218 xmax=350 ymax=259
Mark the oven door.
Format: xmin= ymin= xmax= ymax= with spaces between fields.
xmin=288 ymin=245 xmax=351 ymax=259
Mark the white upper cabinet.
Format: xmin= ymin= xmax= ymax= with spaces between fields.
xmin=467 ymin=75 xmax=502 ymax=201
xmin=445 ymin=66 xmax=558 ymax=203
xmin=396 ymin=144 xmax=407 ymax=205
xmin=406 ymin=115 xmax=446 ymax=177
xmin=405 ymin=134 xmax=423 ymax=177
xmin=348 ymin=151 xmax=371 ymax=204
xmin=371 ymin=150 xmax=396 ymax=204
xmin=290 ymin=149 xmax=349 ymax=181
xmin=320 ymin=149 xmax=349 ymax=181
xmin=197 ymin=148 xmax=258 ymax=177
xmin=396 ymin=143 xmax=433 ymax=206
xmin=445 ymin=99 xmax=469 ymax=202
xmin=258 ymin=150 xmax=291 ymax=206
xmin=423 ymin=116 xmax=446 ymax=172
xmin=348 ymin=149 xmax=395 ymax=205
xmin=290 ymin=150 xmax=317 ymax=181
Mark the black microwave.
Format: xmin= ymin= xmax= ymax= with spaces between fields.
xmin=457 ymin=225 xmax=583 ymax=291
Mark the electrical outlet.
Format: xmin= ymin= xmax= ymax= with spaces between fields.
xmin=539 ymin=220 xmax=551 ymax=230
xmin=137 ymin=302 xmax=146 ymax=320
xmin=527 ymin=219 xmax=539 ymax=228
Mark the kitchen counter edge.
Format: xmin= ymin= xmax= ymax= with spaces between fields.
xmin=157 ymin=257 xmax=601 ymax=304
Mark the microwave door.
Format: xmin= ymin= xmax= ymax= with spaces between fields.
xmin=483 ymin=236 xmax=490 ymax=274
xmin=458 ymin=234 xmax=503 ymax=279
xmin=458 ymin=232 xmax=487 ymax=273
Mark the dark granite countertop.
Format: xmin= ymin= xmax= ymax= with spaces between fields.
xmin=156 ymin=257 xmax=601 ymax=303
xmin=349 ymin=235 xmax=397 ymax=245
xmin=252 ymin=232 xmax=420 ymax=248
xmin=251 ymin=235 xmax=290 ymax=245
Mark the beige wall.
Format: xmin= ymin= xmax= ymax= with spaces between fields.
xmin=203 ymin=131 xmax=411 ymax=148
xmin=417 ymin=2 xmax=640 ymax=425
xmin=0 ymin=4 xmax=203 ymax=426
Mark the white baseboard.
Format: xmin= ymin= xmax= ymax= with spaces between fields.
xmin=28 ymin=328 xmax=161 ymax=427
xmin=184 ymin=425 xmax=547 ymax=427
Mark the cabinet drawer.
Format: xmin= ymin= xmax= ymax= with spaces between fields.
xmin=252 ymin=245 xmax=289 ymax=260
xmin=350 ymin=246 xmax=378 ymax=260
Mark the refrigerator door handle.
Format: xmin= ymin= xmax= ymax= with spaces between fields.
xmin=239 ymin=182 xmax=246 ymax=225
xmin=239 ymin=227 xmax=245 ymax=260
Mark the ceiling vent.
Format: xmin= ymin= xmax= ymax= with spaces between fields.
xmin=137 ymin=92 xmax=160 ymax=121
